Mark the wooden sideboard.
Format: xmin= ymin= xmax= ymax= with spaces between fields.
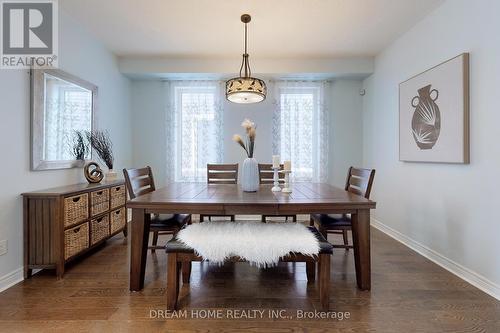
xmin=22 ymin=180 xmax=127 ymax=279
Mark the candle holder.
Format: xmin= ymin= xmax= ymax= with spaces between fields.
xmin=281 ymin=170 xmax=292 ymax=193
xmin=271 ymin=167 xmax=281 ymax=192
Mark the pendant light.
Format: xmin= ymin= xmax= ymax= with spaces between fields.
xmin=226 ymin=14 xmax=267 ymax=104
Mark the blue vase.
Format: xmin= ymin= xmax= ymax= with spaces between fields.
xmin=241 ymin=157 xmax=259 ymax=192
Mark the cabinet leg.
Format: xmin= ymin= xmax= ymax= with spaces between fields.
xmin=24 ymin=267 xmax=32 ymax=279
xmin=123 ymin=223 xmax=128 ymax=237
xmin=56 ymin=262 xmax=64 ymax=279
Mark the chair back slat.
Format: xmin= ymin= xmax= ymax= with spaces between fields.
xmin=345 ymin=167 xmax=375 ymax=199
xmin=208 ymin=164 xmax=239 ymax=171
xmin=134 ymin=176 xmax=153 ymax=189
xmin=125 ymin=167 xmax=150 ymax=178
xmin=207 ymin=164 xmax=238 ymax=184
xmin=349 ymin=175 xmax=368 ymax=189
xmin=350 ymin=167 xmax=373 ymax=179
xmin=123 ymin=166 xmax=156 ymax=199
xmin=133 ymin=187 xmax=155 ymax=198
xmin=258 ymin=163 xmax=285 ymax=184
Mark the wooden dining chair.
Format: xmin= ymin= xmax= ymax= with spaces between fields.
xmin=123 ymin=166 xmax=191 ymax=253
xmin=200 ymin=163 xmax=238 ymax=222
xmin=310 ymin=167 xmax=375 ymax=249
xmin=258 ymin=163 xmax=297 ymax=222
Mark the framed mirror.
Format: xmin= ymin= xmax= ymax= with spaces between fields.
xmin=31 ymin=69 xmax=97 ymax=170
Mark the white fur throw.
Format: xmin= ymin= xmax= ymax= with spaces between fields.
xmin=176 ymin=222 xmax=320 ymax=267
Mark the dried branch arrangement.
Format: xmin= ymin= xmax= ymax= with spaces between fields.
xmin=86 ymin=130 xmax=114 ymax=169
xmin=71 ymin=130 xmax=89 ymax=160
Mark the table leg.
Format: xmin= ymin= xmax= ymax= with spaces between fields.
xmin=167 ymin=253 xmax=180 ymax=310
xmin=351 ymin=209 xmax=371 ymax=290
xmin=130 ymin=208 xmax=150 ymax=291
xmin=319 ymin=253 xmax=330 ymax=310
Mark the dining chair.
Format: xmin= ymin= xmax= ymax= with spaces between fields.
xmin=123 ymin=166 xmax=191 ymax=253
xmin=310 ymin=167 xmax=375 ymax=249
xmin=200 ymin=163 xmax=238 ymax=222
xmin=258 ymin=163 xmax=297 ymax=222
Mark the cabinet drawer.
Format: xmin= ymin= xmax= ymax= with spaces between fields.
xmin=110 ymin=185 xmax=126 ymax=209
xmin=64 ymin=222 xmax=89 ymax=260
xmin=110 ymin=207 xmax=126 ymax=234
xmin=91 ymin=188 xmax=109 ymax=216
xmin=64 ymin=194 xmax=89 ymax=227
xmin=91 ymin=215 xmax=110 ymax=245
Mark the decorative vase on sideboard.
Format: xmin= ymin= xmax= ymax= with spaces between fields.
xmin=106 ymin=169 xmax=118 ymax=181
xmin=241 ymin=157 xmax=259 ymax=192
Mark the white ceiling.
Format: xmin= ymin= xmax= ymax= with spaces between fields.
xmin=60 ymin=0 xmax=443 ymax=59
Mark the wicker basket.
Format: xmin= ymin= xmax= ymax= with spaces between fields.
xmin=91 ymin=188 xmax=109 ymax=216
xmin=91 ymin=215 xmax=110 ymax=245
xmin=64 ymin=194 xmax=89 ymax=227
xmin=110 ymin=185 xmax=126 ymax=209
xmin=110 ymin=207 xmax=126 ymax=234
xmin=64 ymin=222 xmax=89 ymax=259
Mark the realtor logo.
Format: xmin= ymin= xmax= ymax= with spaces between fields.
xmin=1 ymin=0 xmax=58 ymax=68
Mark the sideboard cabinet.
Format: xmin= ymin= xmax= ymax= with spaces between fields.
xmin=22 ymin=180 xmax=127 ymax=279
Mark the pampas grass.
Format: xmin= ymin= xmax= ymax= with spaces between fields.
xmin=234 ymin=118 xmax=256 ymax=158
xmin=232 ymin=134 xmax=249 ymax=156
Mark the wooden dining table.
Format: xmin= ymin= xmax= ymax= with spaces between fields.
xmin=126 ymin=182 xmax=376 ymax=292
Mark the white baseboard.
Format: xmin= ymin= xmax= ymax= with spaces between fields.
xmin=371 ymin=217 xmax=500 ymax=301
xmin=0 ymin=267 xmax=23 ymax=293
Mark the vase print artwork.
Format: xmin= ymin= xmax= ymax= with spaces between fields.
xmin=411 ymin=84 xmax=441 ymax=150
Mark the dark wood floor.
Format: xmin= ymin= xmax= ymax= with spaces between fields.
xmin=1 ymin=220 xmax=499 ymax=332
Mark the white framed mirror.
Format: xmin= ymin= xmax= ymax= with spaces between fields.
xmin=31 ymin=69 xmax=97 ymax=170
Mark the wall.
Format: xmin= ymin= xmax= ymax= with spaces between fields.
xmin=0 ymin=9 xmax=131 ymax=290
xmin=362 ymin=0 xmax=500 ymax=298
xmin=130 ymin=79 xmax=363 ymax=187
xmin=329 ymin=80 xmax=363 ymax=187
xmin=130 ymin=81 xmax=167 ymax=184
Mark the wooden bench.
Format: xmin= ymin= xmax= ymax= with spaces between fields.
xmin=165 ymin=226 xmax=333 ymax=310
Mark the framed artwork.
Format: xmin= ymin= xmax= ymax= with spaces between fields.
xmin=399 ymin=53 xmax=469 ymax=163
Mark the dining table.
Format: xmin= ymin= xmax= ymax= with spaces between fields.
xmin=126 ymin=182 xmax=376 ymax=292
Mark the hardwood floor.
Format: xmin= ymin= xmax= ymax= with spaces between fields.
xmin=1 ymin=221 xmax=499 ymax=333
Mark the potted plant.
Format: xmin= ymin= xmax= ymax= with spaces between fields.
xmin=233 ymin=119 xmax=259 ymax=192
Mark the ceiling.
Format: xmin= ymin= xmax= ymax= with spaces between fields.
xmin=60 ymin=0 xmax=443 ymax=59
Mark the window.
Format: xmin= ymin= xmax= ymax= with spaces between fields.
xmin=168 ymin=81 xmax=223 ymax=182
xmin=273 ymin=81 xmax=328 ymax=182
xmin=44 ymin=82 xmax=92 ymax=161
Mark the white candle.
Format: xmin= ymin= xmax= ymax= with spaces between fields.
xmin=272 ymin=155 xmax=280 ymax=168
xmin=284 ymin=160 xmax=291 ymax=171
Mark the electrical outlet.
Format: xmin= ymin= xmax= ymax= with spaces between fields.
xmin=0 ymin=240 xmax=7 ymax=256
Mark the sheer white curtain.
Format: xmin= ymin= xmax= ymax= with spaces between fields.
xmin=272 ymin=81 xmax=329 ymax=182
xmin=165 ymin=81 xmax=224 ymax=182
